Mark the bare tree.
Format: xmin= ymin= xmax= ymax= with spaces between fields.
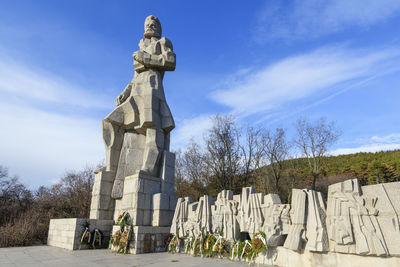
xmin=239 ymin=125 xmax=266 ymax=188
xmin=0 ymin=166 xmax=33 ymax=226
xmin=204 ymin=115 xmax=241 ymax=193
xmin=179 ymin=140 xmax=209 ymax=199
xmin=57 ymin=165 xmax=95 ymax=218
xmin=264 ymin=128 xmax=289 ymax=193
xmin=294 ymin=117 xmax=341 ymax=190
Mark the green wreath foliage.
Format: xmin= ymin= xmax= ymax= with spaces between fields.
xmin=110 ymin=229 xmax=122 ymax=248
xmin=192 ymin=233 xmax=203 ymax=256
xmin=77 ymin=221 xmax=104 ymax=249
xmin=165 ymin=230 xmax=268 ymax=263
xmin=229 ymin=240 xmax=242 ymax=260
xmin=249 ymin=232 xmax=267 ymax=259
xmin=202 ymin=233 xmax=216 ymax=257
xmin=165 ymin=234 xmax=174 ymax=250
xmin=167 ymin=235 xmax=179 ymax=253
xmin=184 ymin=237 xmax=194 ymax=254
xmin=78 ymin=227 xmax=91 ymax=249
xmin=111 ymin=211 xmax=133 ymax=254
xmin=117 ymin=227 xmax=131 ymax=254
xmin=90 ymin=228 xmax=103 ymax=249
xmin=117 ymin=211 xmax=131 ymax=230
xmin=78 ymin=221 xmax=92 ymax=249
xmin=212 ymin=236 xmax=229 ymax=258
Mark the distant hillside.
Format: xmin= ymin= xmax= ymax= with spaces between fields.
xmin=281 ymin=149 xmax=400 ymax=185
xmin=252 ymin=149 xmax=400 ymax=202
xmin=174 ymin=149 xmax=400 ymax=203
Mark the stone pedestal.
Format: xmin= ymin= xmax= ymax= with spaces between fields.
xmin=47 ymin=218 xmax=113 ymax=250
xmin=90 ymin=170 xmax=176 ymax=226
xmin=110 ymin=225 xmax=171 ymax=254
xmin=89 ymin=169 xmax=115 ymax=220
xmin=112 ymin=170 xmax=176 ymax=224
xmin=87 ymin=169 xmax=176 ymax=254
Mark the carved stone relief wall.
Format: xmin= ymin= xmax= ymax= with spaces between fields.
xmin=171 ymin=179 xmax=400 ymax=257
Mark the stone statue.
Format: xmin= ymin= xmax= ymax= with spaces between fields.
xmin=90 ymin=17 xmax=177 ymax=253
xmin=102 ymin=15 xmax=176 ymax=199
xmin=49 ymin=14 xmax=177 ymax=255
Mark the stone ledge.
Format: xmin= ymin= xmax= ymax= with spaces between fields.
xmin=256 ymin=246 xmax=400 ymax=267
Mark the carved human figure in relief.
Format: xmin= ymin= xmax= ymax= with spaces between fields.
xmin=102 ymin=15 xmax=176 ymax=198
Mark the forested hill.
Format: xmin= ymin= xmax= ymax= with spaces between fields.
xmin=280 ymin=149 xmax=400 ymax=185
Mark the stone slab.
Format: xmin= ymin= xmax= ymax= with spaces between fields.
xmin=0 ymin=246 xmax=252 ymax=267
xmin=47 ymin=218 xmax=113 ymax=250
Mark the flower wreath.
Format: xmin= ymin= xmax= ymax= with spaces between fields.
xmin=117 ymin=211 xmax=130 ymax=229
xmin=229 ymin=240 xmax=242 ymax=260
xmin=91 ymin=228 xmax=103 ymax=249
xmin=110 ymin=229 xmax=122 ymax=248
xmin=202 ymin=233 xmax=216 ymax=257
xmin=118 ymin=226 xmax=131 ymax=254
xmin=165 ymin=234 xmax=174 ymax=249
xmin=192 ymin=232 xmax=205 ymax=256
xmin=184 ymin=236 xmax=194 ymax=254
xmin=78 ymin=224 xmax=91 ymax=250
xmin=168 ymin=235 xmax=180 ymax=253
xmin=240 ymin=240 xmax=253 ymax=260
xmin=111 ymin=211 xmax=133 ymax=254
xmin=212 ymin=235 xmax=228 ymax=257
xmin=250 ymin=232 xmax=267 ymax=260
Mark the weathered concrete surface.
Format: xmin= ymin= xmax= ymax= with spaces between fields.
xmin=172 ymin=180 xmax=400 ymax=257
xmin=257 ymin=246 xmax=400 ymax=267
xmin=0 ymin=246 xmax=255 ymax=267
xmin=47 ymin=218 xmax=113 ymax=250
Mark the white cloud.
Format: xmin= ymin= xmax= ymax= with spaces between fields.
xmin=331 ymin=144 xmax=400 ymax=156
xmin=171 ymin=115 xmax=213 ymax=149
xmin=371 ymin=133 xmax=400 ymax=143
xmin=0 ymin=55 xmax=110 ymax=109
xmin=331 ymin=133 xmax=400 ymax=155
xmin=256 ymin=0 xmax=400 ymax=41
xmin=0 ymin=100 xmax=104 ymax=188
xmin=0 ymin=52 xmax=112 ymax=188
xmin=211 ymin=46 xmax=400 ymax=117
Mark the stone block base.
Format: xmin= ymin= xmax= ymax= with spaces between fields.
xmin=110 ymin=225 xmax=170 ymax=254
xmin=255 ymin=246 xmax=400 ymax=267
xmin=47 ymin=218 xmax=113 ymax=250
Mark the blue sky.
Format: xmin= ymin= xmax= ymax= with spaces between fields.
xmin=1 ymin=0 xmax=400 ymax=188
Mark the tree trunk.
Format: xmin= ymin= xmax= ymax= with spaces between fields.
xmin=312 ymin=172 xmax=318 ymax=190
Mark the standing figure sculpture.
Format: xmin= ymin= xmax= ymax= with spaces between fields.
xmin=103 ymin=15 xmax=175 ymax=198
xmin=90 ymin=15 xmax=177 ymax=231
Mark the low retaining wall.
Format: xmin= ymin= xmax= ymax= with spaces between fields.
xmin=47 ymin=218 xmax=113 ymax=250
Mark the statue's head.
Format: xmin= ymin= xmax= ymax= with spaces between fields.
xmin=144 ymin=15 xmax=161 ymax=39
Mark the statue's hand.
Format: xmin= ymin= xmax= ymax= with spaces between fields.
xmin=115 ymin=94 xmax=125 ymax=106
xmin=115 ymin=83 xmax=132 ymax=106
xmin=133 ymin=50 xmax=146 ymax=64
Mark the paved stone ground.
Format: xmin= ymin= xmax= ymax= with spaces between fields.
xmin=0 ymin=246 xmax=269 ymax=267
